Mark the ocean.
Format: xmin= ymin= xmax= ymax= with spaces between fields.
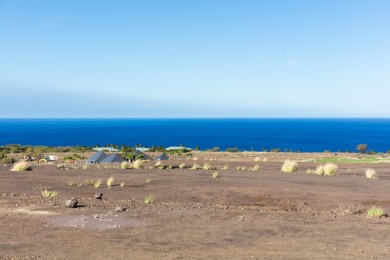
xmin=0 ymin=118 xmax=390 ymax=152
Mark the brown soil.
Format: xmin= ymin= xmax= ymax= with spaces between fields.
xmin=1 ymin=153 xmax=390 ymax=259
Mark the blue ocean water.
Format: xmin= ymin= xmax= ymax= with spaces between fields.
xmin=0 ymin=118 xmax=390 ymax=152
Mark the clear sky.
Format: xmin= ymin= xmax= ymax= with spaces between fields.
xmin=0 ymin=0 xmax=389 ymax=118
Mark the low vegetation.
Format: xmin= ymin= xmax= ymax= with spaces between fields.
xmin=191 ymin=164 xmax=201 ymax=170
xmin=133 ymin=159 xmax=144 ymax=169
xmin=144 ymin=196 xmax=154 ymax=204
xmin=203 ymin=163 xmax=216 ymax=170
xmin=145 ymin=178 xmax=153 ymax=184
xmin=41 ymin=189 xmax=58 ymax=198
xmin=11 ymin=162 xmax=31 ymax=172
xmin=121 ymin=161 xmax=131 ymax=169
xmin=281 ymin=160 xmax=298 ymax=173
xmin=365 ymin=168 xmax=377 ymax=179
xmin=252 ymin=165 xmax=260 ymax=171
xmin=107 ymin=177 xmax=115 ymax=188
xmin=367 ymin=206 xmax=386 ymax=218
xmin=212 ymin=171 xmax=220 ymax=179
xmin=94 ymin=179 xmax=102 ymax=188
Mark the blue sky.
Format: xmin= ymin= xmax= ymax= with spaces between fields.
xmin=0 ymin=0 xmax=389 ymax=118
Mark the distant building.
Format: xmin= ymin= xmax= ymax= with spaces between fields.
xmin=166 ymin=146 xmax=192 ymax=151
xmin=93 ymin=147 xmax=119 ymax=152
xmin=135 ymin=147 xmax=150 ymax=152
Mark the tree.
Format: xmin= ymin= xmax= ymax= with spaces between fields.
xmin=356 ymin=144 xmax=368 ymax=154
xmin=212 ymin=147 xmax=221 ymax=152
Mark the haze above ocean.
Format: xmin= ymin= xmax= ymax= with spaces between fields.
xmin=1 ymin=118 xmax=390 ymax=152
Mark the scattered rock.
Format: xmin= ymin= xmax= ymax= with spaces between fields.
xmin=65 ymin=198 xmax=78 ymax=208
xmin=94 ymin=193 xmax=103 ymax=199
xmin=115 ymin=206 xmax=126 ymax=212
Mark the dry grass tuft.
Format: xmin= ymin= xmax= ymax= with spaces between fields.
xmin=323 ymin=163 xmax=338 ymax=176
xmin=133 ymin=159 xmax=144 ymax=169
xmin=11 ymin=162 xmax=31 ymax=172
xmin=107 ymin=177 xmax=115 ymax=188
xmin=252 ymin=165 xmax=261 ymax=171
xmin=281 ymin=160 xmax=298 ymax=173
xmin=365 ymin=168 xmax=377 ymax=179
xmin=121 ymin=161 xmax=130 ymax=169
xmin=367 ymin=206 xmax=386 ymax=218
xmin=179 ymin=163 xmax=186 ymax=169
xmin=212 ymin=171 xmax=220 ymax=179
xmin=191 ymin=164 xmax=202 ymax=170
xmin=41 ymin=189 xmax=58 ymax=198
xmin=203 ymin=163 xmax=217 ymax=170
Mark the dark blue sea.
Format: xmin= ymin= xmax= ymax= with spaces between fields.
xmin=0 ymin=118 xmax=390 ymax=152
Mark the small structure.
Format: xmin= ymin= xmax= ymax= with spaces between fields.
xmin=87 ymin=151 xmax=108 ymax=164
xmin=100 ymin=153 xmax=125 ymax=163
xmin=134 ymin=150 xmax=150 ymax=160
xmin=45 ymin=155 xmax=58 ymax=161
xmin=93 ymin=147 xmax=119 ymax=152
xmin=155 ymin=153 xmax=170 ymax=161
xmin=166 ymin=146 xmax=192 ymax=151
xmin=136 ymin=147 xmax=150 ymax=152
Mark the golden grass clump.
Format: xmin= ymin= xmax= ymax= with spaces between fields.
xmin=367 ymin=206 xmax=386 ymax=218
xmin=252 ymin=165 xmax=261 ymax=171
xmin=94 ymin=179 xmax=102 ymax=188
xmin=121 ymin=161 xmax=130 ymax=169
xmin=212 ymin=171 xmax=220 ymax=179
xmin=281 ymin=160 xmax=298 ymax=173
xmin=323 ymin=163 xmax=338 ymax=176
xmin=221 ymin=165 xmax=229 ymax=170
xmin=120 ymin=182 xmax=125 ymax=187
xmin=11 ymin=162 xmax=31 ymax=172
xmin=82 ymin=164 xmax=89 ymax=170
xmin=179 ymin=163 xmax=186 ymax=169
xmin=236 ymin=166 xmax=246 ymax=171
xmin=254 ymin=157 xmax=261 ymax=162
xmin=191 ymin=163 xmax=202 ymax=170
xmin=365 ymin=168 xmax=377 ymax=179
xmin=107 ymin=177 xmax=115 ymax=188
xmin=314 ymin=165 xmax=325 ymax=175
xmin=133 ymin=159 xmax=144 ymax=169
xmin=41 ymin=189 xmax=58 ymax=198
xmin=203 ymin=163 xmax=216 ymax=170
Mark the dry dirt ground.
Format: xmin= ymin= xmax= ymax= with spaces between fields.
xmin=1 ymin=152 xmax=390 ymax=259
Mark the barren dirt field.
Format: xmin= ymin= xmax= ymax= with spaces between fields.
xmin=1 ymin=152 xmax=390 ymax=259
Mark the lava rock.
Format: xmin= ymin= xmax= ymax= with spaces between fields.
xmin=65 ymin=198 xmax=78 ymax=208
xmin=95 ymin=193 xmax=103 ymax=199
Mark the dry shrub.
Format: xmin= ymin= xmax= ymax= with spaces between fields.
xmin=252 ymin=165 xmax=260 ymax=171
xmin=133 ymin=159 xmax=143 ymax=169
xmin=11 ymin=162 xmax=31 ymax=172
xmin=281 ymin=160 xmax=297 ymax=173
xmin=365 ymin=168 xmax=377 ymax=179
xmin=121 ymin=161 xmax=130 ymax=169
xmin=323 ymin=163 xmax=338 ymax=176
xmin=179 ymin=163 xmax=186 ymax=169
xmin=203 ymin=163 xmax=216 ymax=170
xmin=191 ymin=164 xmax=201 ymax=170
